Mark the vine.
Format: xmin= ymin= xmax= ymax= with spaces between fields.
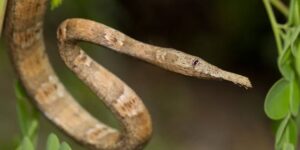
xmin=263 ymin=0 xmax=300 ymax=150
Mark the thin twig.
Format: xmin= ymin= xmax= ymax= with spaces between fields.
xmin=271 ymin=0 xmax=289 ymax=17
xmin=263 ymin=0 xmax=283 ymax=54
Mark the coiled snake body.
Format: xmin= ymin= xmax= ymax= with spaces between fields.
xmin=4 ymin=0 xmax=251 ymax=149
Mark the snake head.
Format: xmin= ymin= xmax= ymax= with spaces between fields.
xmin=153 ymin=49 xmax=252 ymax=89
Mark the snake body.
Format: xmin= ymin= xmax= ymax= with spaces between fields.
xmin=5 ymin=0 xmax=251 ymax=149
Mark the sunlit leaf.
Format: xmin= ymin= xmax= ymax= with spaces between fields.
xmin=276 ymin=118 xmax=297 ymax=150
xmin=288 ymin=0 xmax=300 ymax=26
xmin=275 ymin=115 xmax=290 ymax=144
xmin=46 ymin=133 xmax=60 ymax=150
xmin=20 ymin=137 xmax=34 ymax=150
xmin=265 ymin=79 xmax=290 ymax=120
xmin=293 ymin=42 xmax=300 ymax=77
xmin=16 ymin=82 xmax=32 ymax=137
xmin=278 ymin=48 xmax=294 ymax=81
xmin=27 ymin=120 xmax=39 ymax=144
xmin=290 ymin=76 xmax=300 ymax=116
xmin=283 ymin=27 xmax=300 ymax=51
xmin=15 ymin=81 xmax=28 ymax=100
xmin=59 ymin=142 xmax=72 ymax=150
xmin=287 ymin=119 xmax=298 ymax=147
xmin=282 ymin=143 xmax=294 ymax=150
xmin=15 ymin=81 xmax=39 ymax=145
xmin=51 ymin=0 xmax=63 ymax=10
xmin=294 ymin=0 xmax=300 ymax=25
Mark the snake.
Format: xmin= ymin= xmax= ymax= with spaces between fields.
xmin=3 ymin=0 xmax=252 ymax=149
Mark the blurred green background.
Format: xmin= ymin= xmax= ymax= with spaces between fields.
xmin=0 ymin=0 xmax=283 ymax=149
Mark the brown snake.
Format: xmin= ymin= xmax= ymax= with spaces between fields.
xmin=4 ymin=0 xmax=252 ymax=149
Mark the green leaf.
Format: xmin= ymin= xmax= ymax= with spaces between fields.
xmin=15 ymin=81 xmax=39 ymax=144
xmin=16 ymin=83 xmax=32 ymax=137
xmin=265 ymin=79 xmax=291 ymax=120
xmin=16 ymin=95 xmax=30 ymax=137
xmin=288 ymin=0 xmax=295 ymax=25
xmin=19 ymin=137 xmax=34 ymax=150
xmin=59 ymin=142 xmax=72 ymax=150
xmin=276 ymin=115 xmax=290 ymax=144
xmin=296 ymin=57 xmax=300 ymax=77
xmin=293 ymin=43 xmax=300 ymax=77
xmin=276 ymin=118 xmax=298 ymax=150
xmin=282 ymin=143 xmax=294 ymax=150
xmin=27 ymin=120 xmax=39 ymax=144
xmin=290 ymin=76 xmax=300 ymax=116
xmin=294 ymin=0 xmax=300 ymax=25
xmin=15 ymin=81 xmax=28 ymax=100
xmin=278 ymin=48 xmax=294 ymax=81
xmin=287 ymin=119 xmax=298 ymax=147
xmin=288 ymin=0 xmax=300 ymax=26
xmin=283 ymin=27 xmax=300 ymax=51
xmin=46 ymin=133 xmax=60 ymax=150
xmin=51 ymin=0 xmax=63 ymax=10
xmin=276 ymin=117 xmax=298 ymax=150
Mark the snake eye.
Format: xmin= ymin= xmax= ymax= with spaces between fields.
xmin=192 ymin=59 xmax=199 ymax=67
xmin=0 ymin=0 xmax=7 ymax=38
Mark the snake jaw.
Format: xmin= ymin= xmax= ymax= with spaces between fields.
xmin=192 ymin=60 xmax=252 ymax=88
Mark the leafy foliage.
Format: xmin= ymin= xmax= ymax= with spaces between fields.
xmin=19 ymin=137 xmax=34 ymax=150
xmin=46 ymin=134 xmax=72 ymax=150
xmin=15 ymin=81 xmax=72 ymax=150
xmin=51 ymin=0 xmax=63 ymax=10
xmin=46 ymin=134 xmax=60 ymax=150
xmin=265 ymin=79 xmax=290 ymax=120
xmin=15 ymin=81 xmax=39 ymax=147
xmin=263 ymin=0 xmax=300 ymax=149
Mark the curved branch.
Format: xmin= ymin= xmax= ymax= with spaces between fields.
xmin=271 ymin=0 xmax=289 ymax=17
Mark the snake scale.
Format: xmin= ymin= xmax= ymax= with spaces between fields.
xmin=4 ymin=0 xmax=251 ymax=149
